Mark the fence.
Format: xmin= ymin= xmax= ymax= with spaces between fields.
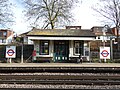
xmin=90 ymin=50 xmax=120 ymax=63
xmin=113 ymin=50 xmax=120 ymax=59
xmin=0 ymin=45 xmax=34 ymax=63
xmin=0 ymin=45 xmax=120 ymax=63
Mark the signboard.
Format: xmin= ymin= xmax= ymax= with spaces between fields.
xmin=100 ymin=47 xmax=110 ymax=59
xmin=6 ymin=46 xmax=16 ymax=58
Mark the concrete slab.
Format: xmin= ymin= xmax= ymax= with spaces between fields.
xmin=0 ymin=63 xmax=120 ymax=67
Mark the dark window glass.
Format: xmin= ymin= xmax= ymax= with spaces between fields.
xmin=74 ymin=41 xmax=84 ymax=55
xmin=0 ymin=32 xmax=2 ymax=37
xmin=39 ymin=40 xmax=49 ymax=55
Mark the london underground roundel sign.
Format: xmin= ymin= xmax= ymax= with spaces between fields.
xmin=7 ymin=49 xmax=15 ymax=56
xmin=101 ymin=50 xmax=109 ymax=57
xmin=100 ymin=47 xmax=110 ymax=59
xmin=6 ymin=46 xmax=16 ymax=58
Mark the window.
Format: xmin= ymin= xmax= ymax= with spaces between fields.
xmin=0 ymin=39 xmax=6 ymax=43
xmin=0 ymin=32 xmax=2 ymax=37
xmin=0 ymin=39 xmax=2 ymax=43
xmin=3 ymin=32 xmax=7 ymax=36
xmin=39 ymin=40 xmax=49 ymax=55
xmin=74 ymin=41 xmax=84 ymax=55
xmin=98 ymin=36 xmax=100 ymax=39
xmin=8 ymin=39 xmax=12 ymax=43
xmin=2 ymin=39 xmax=6 ymax=43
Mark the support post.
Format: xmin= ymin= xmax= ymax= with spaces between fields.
xmin=89 ymin=42 xmax=91 ymax=62
xmin=10 ymin=58 xmax=12 ymax=63
xmin=21 ymin=43 xmax=23 ymax=63
xmin=110 ymin=38 xmax=113 ymax=62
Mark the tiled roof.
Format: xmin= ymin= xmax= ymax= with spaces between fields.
xmin=27 ymin=28 xmax=95 ymax=37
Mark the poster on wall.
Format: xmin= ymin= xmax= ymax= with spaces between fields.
xmin=100 ymin=47 xmax=110 ymax=59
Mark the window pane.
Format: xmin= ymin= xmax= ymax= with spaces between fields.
xmin=0 ymin=32 xmax=2 ymax=37
xmin=0 ymin=39 xmax=2 ymax=43
xmin=75 ymin=48 xmax=79 ymax=54
xmin=3 ymin=32 xmax=7 ymax=36
xmin=40 ymin=41 xmax=49 ymax=55
xmin=3 ymin=39 xmax=6 ymax=43
xmin=74 ymin=41 xmax=84 ymax=55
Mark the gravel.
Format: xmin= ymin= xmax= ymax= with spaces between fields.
xmin=0 ymin=73 xmax=119 ymax=89
xmin=0 ymin=84 xmax=120 ymax=89
xmin=0 ymin=73 xmax=119 ymax=76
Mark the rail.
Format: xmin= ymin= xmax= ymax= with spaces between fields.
xmin=0 ymin=66 xmax=120 ymax=89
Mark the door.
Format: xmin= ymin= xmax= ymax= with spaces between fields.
xmin=54 ymin=41 xmax=69 ymax=62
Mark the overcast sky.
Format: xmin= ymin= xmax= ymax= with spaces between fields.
xmin=10 ymin=0 xmax=103 ymax=34
xmin=72 ymin=0 xmax=102 ymax=29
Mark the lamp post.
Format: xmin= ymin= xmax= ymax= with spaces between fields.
xmin=110 ymin=36 xmax=116 ymax=62
xmin=110 ymin=37 xmax=113 ymax=61
xmin=102 ymin=25 xmax=109 ymax=46
xmin=102 ymin=25 xmax=109 ymax=62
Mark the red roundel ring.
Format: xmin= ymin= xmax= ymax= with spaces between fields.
xmin=101 ymin=50 xmax=109 ymax=57
xmin=7 ymin=49 xmax=15 ymax=56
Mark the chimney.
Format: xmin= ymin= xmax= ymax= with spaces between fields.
xmin=66 ymin=26 xmax=81 ymax=29
xmin=112 ymin=27 xmax=117 ymax=35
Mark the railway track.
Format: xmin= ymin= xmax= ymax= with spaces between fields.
xmin=0 ymin=67 xmax=120 ymax=73
xmin=0 ymin=73 xmax=120 ymax=85
xmin=0 ymin=74 xmax=120 ymax=80
xmin=1 ymin=79 xmax=120 ymax=85
xmin=0 ymin=67 xmax=120 ymax=89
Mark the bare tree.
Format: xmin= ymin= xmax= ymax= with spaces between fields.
xmin=92 ymin=0 xmax=120 ymax=50
xmin=24 ymin=0 xmax=79 ymax=29
xmin=0 ymin=0 xmax=14 ymax=27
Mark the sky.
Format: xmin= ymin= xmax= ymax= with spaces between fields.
xmin=10 ymin=0 xmax=28 ymax=34
xmin=10 ymin=0 xmax=103 ymax=35
xmin=72 ymin=0 xmax=103 ymax=28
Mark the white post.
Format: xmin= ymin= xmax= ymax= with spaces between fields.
xmin=21 ymin=43 xmax=23 ymax=63
xmin=104 ymin=58 xmax=106 ymax=63
xmin=89 ymin=42 xmax=91 ymax=62
xmin=10 ymin=58 xmax=12 ymax=63
xmin=102 ymin=36 xmax=105 ymax=63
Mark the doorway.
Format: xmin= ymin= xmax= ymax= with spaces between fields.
xmin=54 ymin=41 xmax=69 ymax=62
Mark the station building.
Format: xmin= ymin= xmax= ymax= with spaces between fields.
xmin=27 ymin=26 xmax=97 ymax=63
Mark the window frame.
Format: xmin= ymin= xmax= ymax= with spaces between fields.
xmin=74 ymin=41 xmax=84 ymax=55
xmin=39 ymin=40 xmax=49 ymax=55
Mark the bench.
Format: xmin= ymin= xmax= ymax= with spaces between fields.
xmin=69 ymin=56 xmax=88 ymax=63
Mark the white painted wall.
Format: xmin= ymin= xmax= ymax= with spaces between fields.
xmin=28 ymin=36 xmax=95 ymax=40
xmin=33 ymin=40 xmax=90 ymax=61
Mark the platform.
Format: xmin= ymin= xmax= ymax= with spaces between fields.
xmin=0 ymin=63 xmax=120 ymax=67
